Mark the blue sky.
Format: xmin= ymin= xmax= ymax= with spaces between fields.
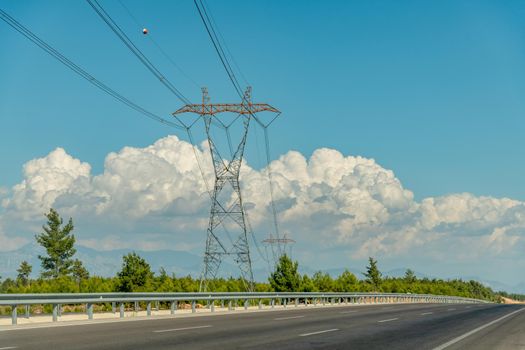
xmin=2 ymin=1 xmax=525 ymax=288
xmin=1 ymin=0 xmax=525 ymax=199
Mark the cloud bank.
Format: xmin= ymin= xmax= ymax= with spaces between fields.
xmin=1 ymin=135 xmax=524 ymax=284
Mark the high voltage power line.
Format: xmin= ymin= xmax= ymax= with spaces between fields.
xmin=2 ymin=0 xmax=286 ymax=284
xmin=0 ymin=8 xmax=183 ymax=130
xmin=193 ymin=0 xmax=286 ymax=263
xmin=86 ymin=0 xmax=192 ymax=105
xmin=193 ymin=0 xmax=244 ymax=99
xmin=116 ymin=0 xmax=201 ymax=90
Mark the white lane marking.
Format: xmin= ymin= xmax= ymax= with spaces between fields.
xmin=300 ymin=328 xmax=339 ymax=337
xmin=432 ymin=308 xmax=525 ymax=350
xmin=447 ymin=308 xmax=456 ymax=311
xmin=421 ymin=312 xmax=433 ymax=315
xmin=465 ymin=306 xmax=471 ymax=309
xmin=154 ymin=325 xmax=213 ymax=333
xmin=274 ymin=315 xmax=305 ymax=321
xmin=378 ymin=318 xmax=398 ymax=323
xmin=340 ymin=310 xmax=358 ymax=314
xmin=0 ymin=347 xmax=18 ymax=350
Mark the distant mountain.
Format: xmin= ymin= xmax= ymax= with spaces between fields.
xmin=0 ymin=243 xmax=203 ymax=279
xmin=0 ymin=243 xmax=259 ymax=281
xmin=383 ymin=268 xmax=433 ymax=280
xmin=2 ymin=245 xmax=524 ymax=294
xmin=450 ymin=275 xmax=525 ymax=295
xmin=299 ymin=265 xmax=363 ymax=279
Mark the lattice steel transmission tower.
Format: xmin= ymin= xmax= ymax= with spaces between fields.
xmin=173 ymin=87 xmax=280 ymax=292
xmin=262 ymin=233 xmax=296 ymax=264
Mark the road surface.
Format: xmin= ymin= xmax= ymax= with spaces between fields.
xmin=1 ymin=303 xmax=523 ymax=349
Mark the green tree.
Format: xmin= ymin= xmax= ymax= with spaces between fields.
xmin=312 ymin=271 xmax=334 ymax=292
xmin=72 ymin=259 xmax=89 ymax=291
xmin=116 ymin=252 xmax=154 ymax=292
xmin=16 ymin=261 xmax=32 ymax=286
xmin=335 ymin=269 xmax=358 ymax=292
xmin=268 ymin=254 xmax=301 ymax=292
xmin=404 ymin=269 xmax=417 ymax=284
xmin=300 ymin=274 xmax=315 ymax=292
xmin=35 ymin=208 xmax=76 ymax=279
xmin=363 ymin=257 xmax=382 ymax=291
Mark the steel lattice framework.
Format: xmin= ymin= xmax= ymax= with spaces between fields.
xmin=173 ymin=87 xmax=280 ymax=292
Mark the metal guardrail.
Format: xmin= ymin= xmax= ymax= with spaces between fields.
xmin=0 ymin=292 xmax=489 ymax=325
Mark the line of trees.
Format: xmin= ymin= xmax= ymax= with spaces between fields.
xmin=268 ymin=255 xmax=501 ymax=302
xmin=0 ymin=209 xmax=513 ymax=303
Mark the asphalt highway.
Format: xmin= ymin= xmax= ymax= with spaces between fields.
xmin=1 ymin=303 xmax=523 ymax=349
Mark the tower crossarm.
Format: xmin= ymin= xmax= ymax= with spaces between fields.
xmin=173 ymin=103 xmax=279 ymax=116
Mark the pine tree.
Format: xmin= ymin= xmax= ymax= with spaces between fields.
xmin=404 ymin=269 xmax=417 ymax=284
xmin=35 ymin=208 xmax=77 ymax=279
xmin=16 ymin=261 xmax=32 ymax=286
xmin=117 ymin=252 xmax=154 ymax=292
xmin=71 ymin=259 xmax=89 ymax=291
xmin=300 ymin=274 xmax=315 ymax=292
xmin=268 ymin=254 xmax=301 ymax=292
xmin=335 ymin=269 xmax=358 ymax=292
xmin=363 ymin=257 xmax=382 ymax=291
xmin=312 ymin=271 xmax=334 ymax=292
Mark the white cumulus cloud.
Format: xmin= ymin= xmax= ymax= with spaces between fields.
xmin=1 ymin=135 xmax=525 ymax=284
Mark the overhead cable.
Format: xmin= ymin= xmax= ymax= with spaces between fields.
xmin=86 ymin=0 xmax=192 ymax=105
xmin=0 ymin=8 xmax=183 ymax=130
xmin=192 ymin=0 xmax=283 ymax=255
xmin=116 ymin=0 xmax=201 ymax=89
xmin=193 ymin=0 xmax=243 ymax=99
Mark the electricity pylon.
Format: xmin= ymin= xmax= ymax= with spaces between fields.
xmin=173 ymin=87 xmax=279 ymax=292
xmin=262 ymin=232 xmax=295 ymax=265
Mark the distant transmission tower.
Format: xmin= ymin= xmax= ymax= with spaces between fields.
xmin=173 ymin=87 xmax=280 ymax=292
xmin=262 ymin=233 xmax=295 ymax=266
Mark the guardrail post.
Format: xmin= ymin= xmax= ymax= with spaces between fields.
xmin=112 ymin=301 xmax=116 ymax=314
xmin=191 ymin=300 xmax=196 ymax=313
xmin=283 ymin=298 xmax=287 ymax=308
xmin=11 ymin=304 xmax=17 ymax=325
xmin=156 ymin=301 xmax=160 ymax=311
xmin=147 ymin=302 xmax=152 ymax=316
xmin=170 ymin=301 xmax=176 ymax=314
xmin=228 ymin=300 xmax=233 ymax=311
xmin=322 ymin=297 xmax=326 ymax=306
xmin=120 ymin=302 xmax=125 ymax=318
xmin=87 ymin=303 xmax=93 ymax=320
xmin=52 ymin=303 xmax=58 ymax=322
xmin=295 ymin=298 xmax=299 ymax=307
xmin=271 ymin=299 xmax=275 ymax=309
xmin=221 ymin=300 xmax=225 ymax=309
xmin=211 ymin=300 xmax=215 ymax=312
xmin=25 ymin=304 xmax=30 ymax=319
xmin=134 ymin=301 xmax=139 ymax=313
xmin=258 ymin=299 xmax=263 ymax=310
xmin=244 ymin=299 xmax=249 ymax=310
xmin=58 ymin=304 xmax=62 ymax=317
